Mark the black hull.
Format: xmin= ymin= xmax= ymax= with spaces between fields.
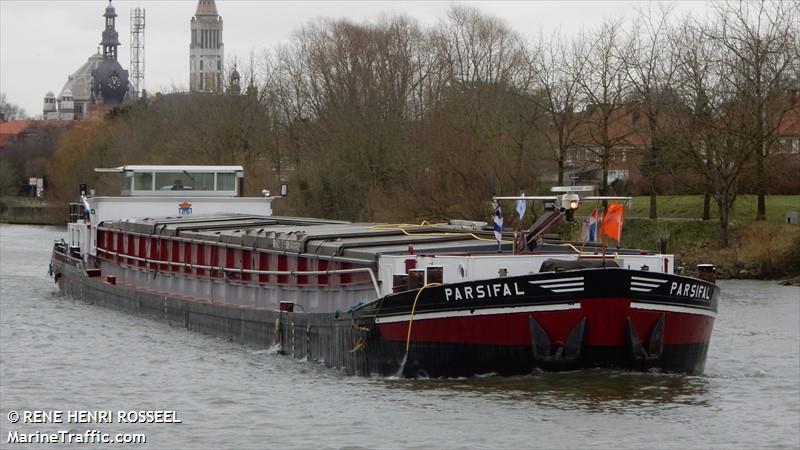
xmin=373 ymin=341 xmax=711 ymax=378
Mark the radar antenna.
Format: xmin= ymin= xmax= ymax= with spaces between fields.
xmin=130 ymin=7 xmax=146 ymax=98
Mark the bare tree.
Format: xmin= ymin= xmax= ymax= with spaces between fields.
xmin=672 ymin=18 xmax=753 ymax=246
xmin=0 ymin=93 xmax=27 ymax=120
xmin=706 ymin=1 xmax=799 ymax=221
xmin=573 ymin=20 xmax=633 ymax=195
xmin=623 ymin=4 xmax=679 ymax=219
xmin=420 ymin=6 xmax=542 ymax=218
xmin=530 ymin=31 xmax=581 ymax=185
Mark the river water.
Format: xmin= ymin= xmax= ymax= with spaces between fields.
xmin=1 ymin=224 xmax=798 ymax=449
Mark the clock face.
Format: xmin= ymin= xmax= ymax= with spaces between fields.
xmin=108 ymin=75 xmax=121 ymax=89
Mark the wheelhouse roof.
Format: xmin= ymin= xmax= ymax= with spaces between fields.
xmin=95 ymin=165 xmax=244 ymax=173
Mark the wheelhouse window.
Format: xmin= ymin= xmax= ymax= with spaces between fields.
xmin=155 ymin=172 xmax=215 ymax=191
xmin=115 ymin=167 xmax=243 ymax=196
xmin=216 ymin=173 xmax=235 ymax=191
xmin=133 ymin=172 xmax=153 ymax=191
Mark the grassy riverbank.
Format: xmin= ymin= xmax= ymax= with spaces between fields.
xmin=620 ymin=219 xmax=799 ymax=280
xmin=574 ymin=195 xmax=798 ymax=223
xmin=625 ymin=195 xmax=799 ymax=223
xmin=0 ymin=196 xmax=67 ymax=225
xmin=570 ymin=195 xmax=800 ymax=280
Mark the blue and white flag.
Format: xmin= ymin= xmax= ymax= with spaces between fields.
xmin=588 ymin=208 xmax=599 ymax=242
xmin=82 ymin=196 xmax=91 ymax=222
xmin=580 ymin=209 xmax=600 ymax=242
xmin=516 ymin=193 xmax=526 ymax=220
xmin=492 ymin=201 xmax=504 ymax=244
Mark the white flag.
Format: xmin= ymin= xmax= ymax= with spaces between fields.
xmin=516 ymin=193 xmax=526 ymax=219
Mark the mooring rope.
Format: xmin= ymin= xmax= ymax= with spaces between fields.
xmin=404 ymin=282 xmax=442 ymax=353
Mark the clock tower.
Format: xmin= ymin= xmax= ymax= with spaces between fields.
xmin=190 ymin=0 xmax=224 ymax=93
xmin=92 ymin=0 xmax=129 ymax=104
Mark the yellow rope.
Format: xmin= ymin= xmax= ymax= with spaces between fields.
xmin=559 ymin=243 xmax=584 ymax=254
xmin=350 ymin=336 xmax=367 ymax=353
xmin=369 ymin=221 xmax=446 ymax=229
xmin=558 ymin=243 xmax=619 ymax=258
xmin=405 ymin=282 xmax=442 ymax=353
xmin=368 ymin=222 xmax=512 ymax=243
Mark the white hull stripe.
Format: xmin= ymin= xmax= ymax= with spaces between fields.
xmin=630 ymin=302 xmax=716 ymax=318
xmin=551 ymin=287 xmax=584 ymax=293
xmin=529 ymin=277 xmax=583 ymax=285
xmin=537 ymin=282 xmax=584 ymax=289
xmin=374 ymin=303 xmax=581 ymax=324
xmin=631 ymin=281 xmax=662 ymax=289
xmin=631 ymin=287 xmax=655 ymax=292
xmin=631 ymin=276 xmax=667 ymax=284
xmin=375 ymin=301 xmax=715 ymax=324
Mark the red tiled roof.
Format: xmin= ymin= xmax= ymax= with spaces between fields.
xmin=776 ymin=100 xmax=800 ymax=136
xmin=571 ymin=105 xmax=651 ymax=148
xmin=0 ymin=120 xmax=70 ymax=149
xmin=0 ymin=120 xmax=34 ymax=148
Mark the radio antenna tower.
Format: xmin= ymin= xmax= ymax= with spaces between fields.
xmin=130 ymin=7 xmax=145 ymax=98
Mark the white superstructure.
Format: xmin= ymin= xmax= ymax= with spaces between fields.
xmin=67 ymin=165 xmax=276 ymax=260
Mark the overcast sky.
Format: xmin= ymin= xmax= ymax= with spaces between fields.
xmin=0 ymin=1 xmax=710 ymax=118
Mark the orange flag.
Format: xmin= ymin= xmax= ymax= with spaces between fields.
xmin=602 ymin=202 xmax=624 ymax=242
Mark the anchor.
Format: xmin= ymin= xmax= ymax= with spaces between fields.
xmin=625 ymin=314 xmax=665 ymax=363
xmin=529 ymin=316 xmax=586 ymax=368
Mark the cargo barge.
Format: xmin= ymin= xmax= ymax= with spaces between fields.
xmin=51 ymin=165 xmax=718 ymax=377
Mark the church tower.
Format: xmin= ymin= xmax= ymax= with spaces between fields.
xmin=91 ymin=0 xmax=129 ymax=105
xmin=190 ymin=0 xmax=224 ymax=93
xmin=101 ymin=1 xmax=120 ymax=61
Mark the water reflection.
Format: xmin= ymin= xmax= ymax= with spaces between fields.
xmin=381 ymin=369 xmax=710 ymax=414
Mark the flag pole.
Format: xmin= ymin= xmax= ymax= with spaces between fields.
xmin=600 ymin=202 xmax=607 ymax=267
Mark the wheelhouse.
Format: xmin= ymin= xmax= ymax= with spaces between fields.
xmin=95 ymin=165 xmax=244 ymax=197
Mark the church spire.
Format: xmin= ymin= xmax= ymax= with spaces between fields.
xmin=195 ymin=0 xmax=219 ymax=16
xmin=100 ymin=0 xmax=120 ymax=61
